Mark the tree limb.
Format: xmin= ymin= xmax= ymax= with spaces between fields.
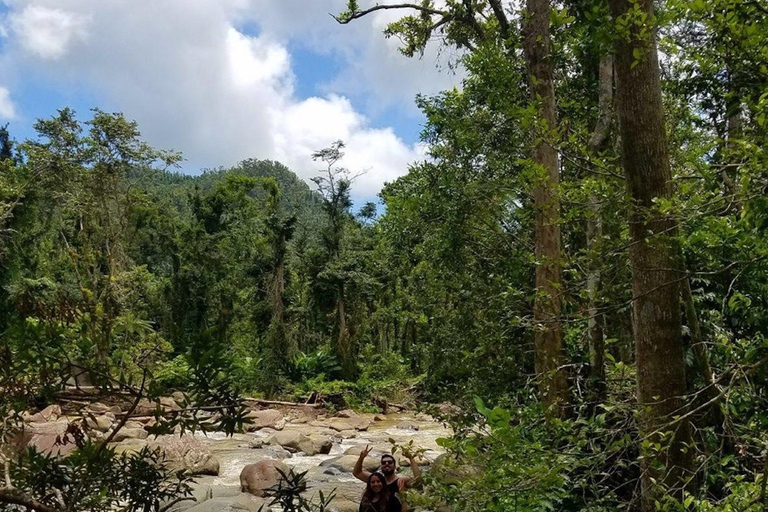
xmin=487 ymin=0 xmax=511 ymax=39
xmin=0 ymin=487 xmax=61 ymax=512
xmin=332 ymin=3 xmax=447 ymax=24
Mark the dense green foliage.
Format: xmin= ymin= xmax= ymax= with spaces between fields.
xmin=1 ymin=0 xmax=767 ymax=509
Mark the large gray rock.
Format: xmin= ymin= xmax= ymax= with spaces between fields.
xmin=319 ymin=454 xmax=379 ymax=474
xmin=85 ymin=402 xmax=112 ymax=414
xmin=85 ymin=413 xmax=115 ymax=432
xmin=266 ymin=431 xmax=332 ymax=456
xmin=327 ymin=417 xmax=370 ymax=432
xmin=301 ymin=434 xmax=333 ymax=455
xmin=159 ymin=396 xmax=182 ymax=411
xmin=266 ymin=431 xmax=303 ymax=452
xmin=239 ymin=459 xmax=290 ymax=497
xmin=24 ymin=420 xmax=78 ymax=457
xmin=149 ymin=435 xmax=220 ymax=476
xmin=113 ymin=439 xmax=149 ymax=455
xmin=135 ymin=398 xmax=161 ymax=416
xmin=109 ymin=426 xmax=148 ymax=442
xmin=28 ymin=405 xmax=61 ymax=423
xmin=244 ymin=409 xmax=285 ymax=431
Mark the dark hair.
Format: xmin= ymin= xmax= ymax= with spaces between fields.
xmin=380 ymin=454 xmax=396 ymax=464
xmin=361 ymin=471 xmax=390 ymax=512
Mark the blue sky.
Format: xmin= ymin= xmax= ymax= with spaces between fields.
xmin=0 ymin=0 xmax=462 ymax=202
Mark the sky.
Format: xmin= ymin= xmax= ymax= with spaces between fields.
xmin=0 ymin=0 xmax=464 ymax=203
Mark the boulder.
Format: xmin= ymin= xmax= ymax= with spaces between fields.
xmin=109 ymin=426 xmax=148 ymax=442
xmin=319 ymin=454 xmax=379 ymax=474
xmin=344 ymin=445 xmax=389 ymax=457
xmin=124 ymin=420 xmax=147 ymax=429
xmin=266 ymin=431 xmax=303 ymax=452
xmin=396 ymin=421 xmax=419 ymax=431
xmin=298 ymin=434 xmax=333 ymax=455
xmin=25 ymin=420 xmax=78 ymax=457
xmin=172 ymin=391 xmax=188 ymax=405
xmin=327 ymin=417 xmax=370 ymax=432
xmin=308 ymin=419 xmax=330 ymax=429
xmin=85 ymin=402 xmax=112 ymax=414
xmin=336 ymin=409 xmax=359 ymax=419
xmin=149 ymin=435 xmax=220 ymax=476
xmin=159 ymin=396 xmax=182 ymax=411
xmin=262 ymin=445 xmax=292 ymax=459
xmin=229 ymin=493 xmax=270 ymax=511
xmin=85 ymin=413 xmax=114 ymax=433
xmin=28 ymin=405 xmax=61 ymax=423
xmin=244 ymin=409 xmax=285 ymax=431
xmin=266 ymin=431 xmax=332 ymax=455
xmin=135 ymin=398 xmax=161 ymax=416
xmin=239 ymin=459 xmax=290 ymax=497
xmin=113 ymin=439 xmax=149 ymax=455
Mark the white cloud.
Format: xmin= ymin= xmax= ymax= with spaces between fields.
xmin=0 ymin=0 xmax=461 ymax=199
xmin=10 ymin=5 xmax=90 ymax=60
xmin=273 ymin=94 xmax=422 ymax=196
xmin=0 ymin=86 xmax=16 ymax=119
xmin=226 ymin=28 xmax=291 ymax=89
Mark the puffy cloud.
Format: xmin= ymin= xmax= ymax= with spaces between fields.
xmin=273 ymin=94 xmax=422 ymax=197
xmin=0 ymin=0 xmax=461 ymax=199
xmin=0 ymin=86 xmax=16 ymax=119
xmin=9 ymin=5 xmax=90 ymax=60
xmin=226 ymin=28 xmax=291 ymax=89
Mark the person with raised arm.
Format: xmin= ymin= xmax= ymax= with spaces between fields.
xmin=359 ymin=471 xmax=400 ymax=512
xmin=354 ymin=445 xmax=421 ymax=512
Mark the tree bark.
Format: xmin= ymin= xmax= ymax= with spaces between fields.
xmin=337 ymin=284 xmax=353 ymax=379
xmin=607 ymin=0 xmax=693 ymax=507
xmin=522 ymin=0 xmax=568 ymax=416
xmin=586 ymin=55 xmax=614 ymax=399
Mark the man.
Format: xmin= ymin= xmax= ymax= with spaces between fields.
xmin=354 ymin=445 xmax=421 ymax=512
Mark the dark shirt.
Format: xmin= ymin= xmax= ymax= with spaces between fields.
xmin=388 ymin=478 xmax=402 ymax=511
xmin=358 ymin=495 xmax=401 ymax=512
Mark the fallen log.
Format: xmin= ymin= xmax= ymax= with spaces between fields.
xmin=243 ymin=398 xmax=322 ymax=408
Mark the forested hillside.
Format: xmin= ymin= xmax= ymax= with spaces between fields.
xmin=1 ymin=0 xmax=768 ymax=510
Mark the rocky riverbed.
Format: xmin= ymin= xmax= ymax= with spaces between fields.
xmin=174 ymin=411 xmax=450 ymax=512
xmin=17 ymin=401 xmax=451 ymax=512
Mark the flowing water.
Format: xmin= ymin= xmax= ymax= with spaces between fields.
xmin=183 ymin=413 xmax=451 ymax=512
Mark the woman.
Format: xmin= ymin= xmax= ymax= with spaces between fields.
xmin=359 ymin=471 xmax=401 ymax=512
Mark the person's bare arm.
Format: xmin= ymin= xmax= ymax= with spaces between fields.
xmin=353 ymin=445 xmax=373 ymax=483
xmin=408 ymin=452 xmax=422 ymax=482
xmin=396 ymin=450 xmax=422 ymax=490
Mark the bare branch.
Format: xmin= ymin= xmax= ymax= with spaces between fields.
xmin=0 ymin=487 xmax=61 ymax=512
xmin=332 ymin=3 xmax=447 ymax=24
xmin=487 ymin=0 xmax=511 ymax=39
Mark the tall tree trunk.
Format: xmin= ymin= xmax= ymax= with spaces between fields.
xmin=586 ymin=55 xmax=614 ymax=400
xmin=607 ymin=0 xmax=693 ymax=507
xmin=522 ymin=0 xmax=568 ymax=416
xmin=336 ymin=284 xmax=353 ymax=379
xmin=268 ymin=250 xmax=289 ymax=378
